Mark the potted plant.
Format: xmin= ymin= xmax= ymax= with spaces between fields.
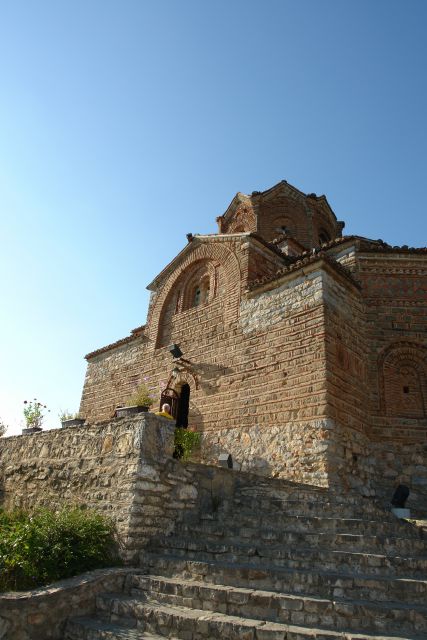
xmin=0 ymin=419 xmax=8 ymax=437
xmin=116 ymin=382 xmax=154 ymax=418
xmin=60 ymin=410 xmax=86 ymax=428
xmin=22 ymin=399 xmax=50 ymax=435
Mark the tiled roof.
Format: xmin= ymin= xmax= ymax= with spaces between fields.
xmin=246 ymin=235 xmax=427 ymax=293
xmin=247 ymin=251 xmax=361 ymax=292
xmin=85 ymin=326 xmax=146 ymax=360
xmin=319 ymin=235 xmax=427 ymax=254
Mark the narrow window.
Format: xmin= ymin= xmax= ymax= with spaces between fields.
xmin=193 ymin=287 xmax=201 ymax=307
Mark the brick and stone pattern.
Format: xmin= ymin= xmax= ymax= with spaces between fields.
xmin=1 ymin=422 xmax=427 ymax=639
xmin=76 ymin=180 xmax=426 ymax=512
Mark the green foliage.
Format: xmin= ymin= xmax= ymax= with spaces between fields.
xmin=0 ymin=507 xmax=121 ymax=592
xmin=23 ymin=398 xmax=50 ymax=429
xmin=173 ymin=428 xmax=201 ymax=461
xmin=59 ymin=410 xmax=81 ymax=422
xmin=126 ymin=383 xmax=154 ymax=408
xmin=0 ymin=419 xmax=7 ymax=437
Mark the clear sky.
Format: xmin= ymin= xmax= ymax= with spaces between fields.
xmin=1 ymin=0 xmax=426 ymax=435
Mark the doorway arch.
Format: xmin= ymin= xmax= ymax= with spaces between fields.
xmin=159 ymin=388 xmax=179 ymax=418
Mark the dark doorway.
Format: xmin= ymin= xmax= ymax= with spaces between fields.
xmin=176 ymin=383 xmax=190 ymax=428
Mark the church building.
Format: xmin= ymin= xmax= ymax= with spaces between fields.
xmin=80 ymin=180 xmax=427 ymax=509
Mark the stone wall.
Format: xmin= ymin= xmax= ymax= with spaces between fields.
xmin=369 ymin=440 xmax=427 ymax=515
xmin=0 ymin=415 xmax=275 ymax=562
xmin=0 ymin=415 xmax=200 ymax=562
xmin=0 ymin=568 xmax=135 ymax=640
xmin=200 ymin=420 xmax=330 ymax=487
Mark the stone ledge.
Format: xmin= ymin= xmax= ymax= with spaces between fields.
xmin=0 ymin=567 xmax=140 ymax=640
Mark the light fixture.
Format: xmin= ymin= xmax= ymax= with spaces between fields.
xmin=168 ymin=344 xmax=183 ymax=359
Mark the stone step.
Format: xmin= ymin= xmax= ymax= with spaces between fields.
xmin=217 ymin=499 xmax=415 ymax=529
xmin=65 ymin=615 xmax=177 ymax=639
xmin=142 ymin=554 xmax=427 ymax=605
xmin=194 ymin=512 xmax=420 ymax=539
xmin=149 ymin=534 xmax=427 ymax=577
xmin=127 ymin=574 xmax=427 ymax=635
xmin=230 ymin=492 xmax=388 ymax=514
xmin=154 ymin=529 xmax=427 ymax=557
xmin=94 ymin=593 xmax=425 ymax=640
xmin=207 ymin=502 xmax=398 ymax=528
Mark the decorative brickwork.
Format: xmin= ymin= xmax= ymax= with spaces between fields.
xmin=78 ymin=180 xmax=427 ymax=510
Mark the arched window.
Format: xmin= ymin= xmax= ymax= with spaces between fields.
xmin=272 ymin=217 xmax=295 ymax=238
xmin=182 ymin=263 xmax=214 ymax=311
xmin=193 ymin=286 xmax=201 ymax=307
xmin=379 ymin=344 xmax=427 ymax=418
xmin=318 ymin=228 xmax=331 ymax=245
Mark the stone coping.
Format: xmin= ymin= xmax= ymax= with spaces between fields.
xmin=0 ymin=567 xmax=141 ymax=640
xmin=0 ymin=566 xmax=136 ymax=600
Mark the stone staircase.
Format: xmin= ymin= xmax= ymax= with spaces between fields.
xmin=64 ymin=476 xmax=427 ymax=639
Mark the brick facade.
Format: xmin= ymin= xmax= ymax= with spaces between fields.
xmin=80 ymin=180 xmax=427 ymax=510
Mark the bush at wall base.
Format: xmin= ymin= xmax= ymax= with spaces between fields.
xmin=0 ymin=507 xmax=121 ymax=592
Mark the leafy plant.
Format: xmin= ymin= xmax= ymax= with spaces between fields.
xmin=173 ymin=427 xmax=201 ymax=461
xmin=59 ymin=410 xmax=81 ymax=422
xmin=0 ymin=507 xmax=121 ymax=592
xmin=126 ymin=383 xmax=154 ymax=408
xmin=23 ymin=399 xmax=50 ymax=430
xmin=0 ymin=419 xmax=7 ymax=437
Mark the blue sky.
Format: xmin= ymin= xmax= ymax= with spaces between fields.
xmin=1 ymin=0 xmax=426 ymax=434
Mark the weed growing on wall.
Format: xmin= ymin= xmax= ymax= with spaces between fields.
xmin=0 ymin=419 xmax=7 ymax=437
xmin=173 ymin=428 xmax=201 ymax=460
xmin=0 ymin=507 xmax=121 ymax=591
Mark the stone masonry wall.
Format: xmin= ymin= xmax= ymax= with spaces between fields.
xmin=0 ymin=568 xmax=136 ymax=640
xmin=0 ymin=415 xmax=201 ymax=562
xmin=1 ymin=416 xmax=274 ymax=563
xmin=199 ymin=420 xmax=330 ymax=486
xmin=1 ymin=423 xmax=280 ymax=640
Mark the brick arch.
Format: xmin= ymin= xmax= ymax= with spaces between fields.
xmin=147 ymin=242 xmax=241 ymax=345
xmin=271 ymin=216 xmax=297 ymax=237
xmin=180 ymin=259 xmax=217 ymax=311
xmin=170 ymin=368 xmax=199 ymax=392
xmin=378 ymin=342 xmax=427 ymax=417
xmin=224 ymin=204 xmax=256 ymax=234
xmin=169 ymin=369 xmax=203 ymax=431
xmin=258 ymin=200 xmax=306 ymax=243
xmin=311 ymin=208 xmax=337 ymax=240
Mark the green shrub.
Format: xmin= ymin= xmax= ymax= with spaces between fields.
xmin=125 ymin=382 xmax=154 ymax=408
xmin=173 ymin=428 xmax=201 ymax=460
xmin=0 ymin=507 xmax=121 ymax=592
